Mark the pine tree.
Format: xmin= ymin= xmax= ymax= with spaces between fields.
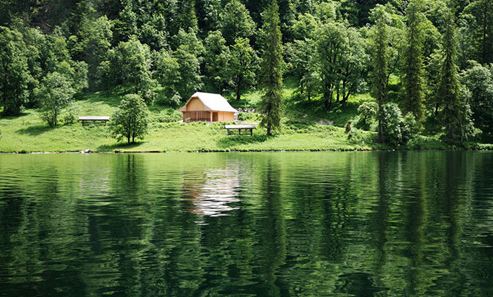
xmin=402 ymin=0 xmax=425 ymax=123
xmin=439 ymin=6 xmax=475 ymax=144
xmin=369 ymin=5 xmax=390 ymax=143
xmin=177 ymin=0 xmax=198 ymax=33
xmin=259 ymin=0 xmax=283 ymax=136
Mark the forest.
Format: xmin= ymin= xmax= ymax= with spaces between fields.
xmin=0 ymin=0 xmax=493 ymax=148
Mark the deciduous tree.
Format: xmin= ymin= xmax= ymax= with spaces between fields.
xmin=228 ymin=38 xmax=259 ymax=101
xmin=110 ymin=94 xmax=149 ymax=144
xmin=0 ymin=26 xmax=30 ymax=115
xmin=38 ymin=72 xmax=76 ymax=127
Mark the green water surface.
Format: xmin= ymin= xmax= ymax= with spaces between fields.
xmin=0 ymin=152 xmax=492 ymax=296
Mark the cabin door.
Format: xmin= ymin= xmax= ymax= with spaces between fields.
xmin=212 ymin=112 xmax=219 ymax=122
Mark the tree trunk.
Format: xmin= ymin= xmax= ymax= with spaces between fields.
xmin=236 ymin=75 xmax=243 ymax=101
xmin=324 ymin=88 xmax=333 ymax=111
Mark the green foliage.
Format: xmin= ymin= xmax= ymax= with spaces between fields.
xmin=460 ymin=0 xmax=493 ymax=64
xmin=461 ymin=61 xmax=493 ymax=141
xmin=75 ymin=16 xmax=113 ymax=89
xmin=203 ymin=31 xmax=231 ymax=93
xmin=369 ymin=4 xmax=394 ymax=141
xmin=402 ymin=0 xmax=426 ymax=123
xmin=154 ymin=50 xmax=181 ymax=106
xmin=220 ymin=0 xmax=256 ymax=45
xmin=290 ymin=13 xmax=319 ymax=40
xmin=228 ymin=38 xmax=259 ymax=101
xmin=316 ymin=20 xmax=367 ymax=110
xmin=174 ymin=29 xmax=205 ymax=57
xmin=154 ymin=109 xmax=182 ymax=123
xmin=259 ymin=0 xmax=284 ymax=136
xmin=1 ymin=0 xmax=493 ymax=147
xmin=0 ymin=26 xmax=30 ymax=115
xmin=369 ymin=5 xmax=390 ymax=107
xmin=109 ymin=36 xmax=156 ymax=104
xmin=379 ymin=102 xmax=417 ymax=147
xmin=439 ymin=8 xmax=476 ymax=145
xmin=110 ymin=94 xmax=149 ymax=144
xmin=177 ymin=0 xmax=199 ymax=33
xmin=286 ymin=35 xmax=319 ymax=101
xmin=38 ymin=72 xmax=76 ymax=127
xmin=62 ymin=105 xmax=79 ymax=126
xmin=173 ymin=47 xmax=202 ymax=103
xmin=355 ymin=101 xmax=378 ymax=131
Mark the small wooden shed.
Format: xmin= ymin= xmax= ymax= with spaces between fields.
xmin=180 ymin=92 xmax=238 ymax=122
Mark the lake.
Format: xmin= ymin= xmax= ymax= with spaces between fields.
xmin=0 ymin=152 xmax=492 ymax=297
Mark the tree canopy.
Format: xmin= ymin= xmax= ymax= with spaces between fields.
xmin=0 ymin=0 xmax=492 ymax=145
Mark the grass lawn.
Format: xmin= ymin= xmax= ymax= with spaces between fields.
xmin=0 ymin=86 xmax=380 ymax=153
xmin=0 ymin=85 xmax=483 ymax=153
xmin=0 ymin=106 xmax=373 ymax=153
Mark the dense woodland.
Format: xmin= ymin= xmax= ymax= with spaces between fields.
xmin=0 ymin=0 xmax=493 ymax=145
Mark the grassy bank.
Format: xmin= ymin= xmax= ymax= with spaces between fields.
xmin=0 ymin=109 xmax=372 ymax=153
xmin=0 ymin=88 xmax=488 ymax=153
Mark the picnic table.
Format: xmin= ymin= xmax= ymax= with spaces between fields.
xmin=225 ymin=124 xmax=257 ymax=136
xmin=79 ymin=116 xmax=110 ymax=126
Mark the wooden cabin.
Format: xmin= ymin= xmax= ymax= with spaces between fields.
xmin=181 ymin=92 xmax=238 ymax=122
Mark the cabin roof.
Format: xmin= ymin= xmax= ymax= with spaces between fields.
xmin=181 ymin=92 xmax=238 ymax=113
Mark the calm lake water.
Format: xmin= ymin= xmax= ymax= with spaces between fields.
xmin=0 ymin=152 xmax=492 ymax=297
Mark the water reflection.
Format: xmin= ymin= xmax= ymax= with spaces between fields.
xmin=0 ymin=152 xmax=492 ymax=297
xmin=184 ymin=163 xmax=241 ymax=218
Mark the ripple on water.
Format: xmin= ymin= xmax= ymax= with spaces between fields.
xmin=0 ymin=152 xmax=492 ymax=297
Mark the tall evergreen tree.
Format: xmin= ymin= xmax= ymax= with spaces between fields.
xmin=369 ymin=5 xmax=390 ymax=143
xmin=177 ymin=0 xmax=198 ymax=33
xmin=259 ymin=0 xmax=284 ymax=136
xmin=402 ymin=0 xmax=425 ymax=124
xmin=439 ymin=6 xmax=475 ymax=144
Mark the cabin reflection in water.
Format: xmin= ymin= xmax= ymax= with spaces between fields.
xmin=183 ymin=163 xmax=241 ymax=218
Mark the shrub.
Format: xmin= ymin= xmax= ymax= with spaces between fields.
xmin=238 ymin=112 xmax=261 ymax=122
xmin=110 ymin=94 xmax=149 ymax=144
xmin=379 ymin=103 xmax=417 ymax=147
xmin=62 ymin=105 xmax=79 ymax=125
xmin=355 ymin=102 xmax=378 ymax=131
xmin=156 ymin=109 xmax=182 ymax=123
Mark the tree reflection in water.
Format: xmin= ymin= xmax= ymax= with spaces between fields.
xmin=0 ymin=152 xmax=493 ymax=297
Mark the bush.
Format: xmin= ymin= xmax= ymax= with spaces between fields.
xmin=379 ymin=103 xmax=417 ymax=147
xmin=401 ymin=113 xmax=418 ymax=144
xmin=62 ymin=105 xmax=79 ymax=125
xmin=355 ymin=102 xmax=378 ymax=131
xmin=110 ymin=94 xmax=149 ymax=144
xmin=155 ymin=109 xmax=182 ymax=123
xmin=238 ymin=112 xmax=261 ymax=122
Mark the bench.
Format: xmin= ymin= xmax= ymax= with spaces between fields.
xmin=79 ymin=116 xmax=110 ymax=126
xmin=225 ymin=124 xmax=257 ymax=136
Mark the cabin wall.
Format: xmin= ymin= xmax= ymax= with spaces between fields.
xmin=182 ymin=111 xmax=211 ymax=122
xmin=186 ymin=98 xmax=206 ymax=111
xmin=218 ymin=112 xmax=235 ymax=122
xmin=182 ymin=97 xmax=236 ymax=122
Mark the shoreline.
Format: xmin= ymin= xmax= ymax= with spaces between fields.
xmin=2 ymin=146 xmax=493 ymax=155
